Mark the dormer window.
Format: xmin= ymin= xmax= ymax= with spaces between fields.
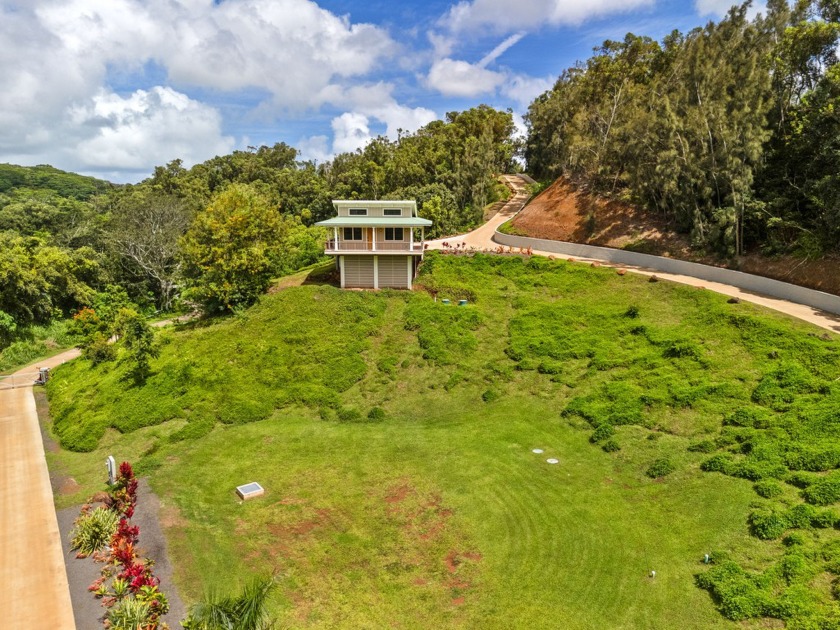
xmin=383 ymin=208 xmax=402 ymax=216
xmin=348 ymin=208 xmax=367 ymax=216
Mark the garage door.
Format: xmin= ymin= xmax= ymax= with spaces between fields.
xmin=378 ymin=256 xmax=409 ymax=289
xmin=343 ymin=256 xmax=375 ymax=288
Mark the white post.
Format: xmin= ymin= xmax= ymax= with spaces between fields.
xmin=333 ymin=227 xmax=338 ymax=251
xmin=410 ymin=227 xmax=414 ymax=251
xmin=340 ymin=256 xmax=346 ymax=289
xmin=407 ymin=256 xmax=413 ymax=290
xmin=372 ymin=227 xmax=376 ymax=252
xmin=374 ymin=255 xmax=379 ymax=289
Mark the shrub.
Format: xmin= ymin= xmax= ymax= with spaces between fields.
xmin=482 ymin=389 xmax=501 ymax=403
xmin=82 ymin=332 xmax=116 ymax=365
xmin=663 ymin=340 xmax=701 ymax=360
xmin=688 ymin=440 xmax=716 ymax=453
xmin=601 ymin=439 xmax=621 ymax=452
xmin=754 ymin=480 xmax=784 ymax=499
xmin=590 ymin=424 xmax=615 ymax=444
xmin=701 ymin=454 xmax=734 ymax=474
xmin=367 ymin=406 xmax=386 ymax=422
xmin=70 ymin=507 xmax=120 ymax=556
xmin=786 ymin=471 xmax=819 ymax=489
xmin=802 ymin=473 xmax=840 ymax=506
xmin=646 ymin=458 xmax=676 ymax=478
xmin=624 ymin=305 xmax=640 ymax=318
xmin=695 ymin=561 xmax=770 ymax=621
xmin=783 ymin=533 xmax=806 ymax=547
xmin=749 ymin=508 xmax=788 ymax=540
xmin=337 ymin=407 xmax=363 ymax=423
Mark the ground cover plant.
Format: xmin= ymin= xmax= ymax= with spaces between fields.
xmin=46 ymin=253 xmax=840 ymax=628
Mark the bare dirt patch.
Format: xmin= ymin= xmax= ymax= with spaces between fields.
xmin=512 ymin=178 xmax=840 ymax=296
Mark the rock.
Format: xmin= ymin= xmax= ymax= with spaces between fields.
xmin=727 ymin=296 xmax=741 ymax=304
xmin=617 ymin=269 xmax=627 ymax=276
xmin=649 ymin=275 xmax=659 ymax=283
xmin=591 ymin=262 xmax=601 ymax=268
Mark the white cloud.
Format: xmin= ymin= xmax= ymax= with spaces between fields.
xmin=442 ymin=0 xmax=655 ymax=35
xmin=68 ymin=87 xmax=234 ymax=171
xmin=427 ymin=58 xmax=506 ymax=97
xmin=331 ymin=112 xmax=372 ymax=154
xmin=297 ymin=135 xmax=331 ymax=164
xmin=501 ymin=74 xmax=555 ymax=108
xmin=0 ymin=0 xmax=398 ymax=180
xmin=695 ymin=0 xmax=766 ymax=18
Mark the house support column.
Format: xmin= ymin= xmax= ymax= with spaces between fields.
xmin=339 ymin=256 xmax=346 ymax=289
xmin=373 ymin=255 xmax=379 ymax=289
xmin=372 ymin=228 xmax=376 ymax=252
xmin=333 ymin=227 xmax=339 ymax=251
xmin=407 ymin=256 xmax=413 ymax=290
xmin=410 ymin=227 xmax=414 ymax=252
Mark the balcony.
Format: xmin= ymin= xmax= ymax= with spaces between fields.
xmin=324 ymin=240 xmax=425 ymax=255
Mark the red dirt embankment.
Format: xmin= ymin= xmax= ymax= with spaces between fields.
xmin=510 ymin=178 xmax=840 ymax=296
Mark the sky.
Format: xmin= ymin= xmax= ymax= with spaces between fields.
xmin=0 ymin=0 xmax=761 ymax=183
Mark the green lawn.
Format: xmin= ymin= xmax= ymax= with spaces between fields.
xmin=46 ymin=253 xmax=840 ymax=628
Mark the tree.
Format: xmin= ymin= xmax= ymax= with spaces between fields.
xmin=180 ymin=184 xmax=286 ymax=313
xmin=108 ymin=190 xmax=193 ymax=311
xmin=115 ymin=308 xmax=158 ymax=383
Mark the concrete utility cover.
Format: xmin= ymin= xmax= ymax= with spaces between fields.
xmin=532 ymin=448 xmax=544 ymax=454
xmin=546 ymin=458 xmax=559 ymax=465
xmin=236 ymin=482 xmax=265 ymax=500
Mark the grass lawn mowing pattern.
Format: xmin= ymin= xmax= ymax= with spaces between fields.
xmin=45 ymin=253 xmax=840 ymax=628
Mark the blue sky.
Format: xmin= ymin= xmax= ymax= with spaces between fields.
xmin=0 ymin=0 xmax=757 ymax=183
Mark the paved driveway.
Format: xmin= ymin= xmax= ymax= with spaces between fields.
xmin=1 ymin=350 xmax=79 ymax=630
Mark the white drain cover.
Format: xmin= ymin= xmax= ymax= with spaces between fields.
xmin=546 ymin=458 xmax=559 ymax=465
xmin=532 ymin=448 xmax=544 ymax=454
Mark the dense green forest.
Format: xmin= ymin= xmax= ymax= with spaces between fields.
xmin=0 ymin=106 xmax=515 ymax=365
xmin=526 ymin=0 xmax=840 ymax=257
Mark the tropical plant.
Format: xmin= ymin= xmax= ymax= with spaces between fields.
xmin=182 ymin=576 xmax=277 ymax=630
xmin=70 ymin=506 xmax=119 ymax=556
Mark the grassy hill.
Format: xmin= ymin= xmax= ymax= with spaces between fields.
xmin=46 ymin=253 xmax=840 ymax=628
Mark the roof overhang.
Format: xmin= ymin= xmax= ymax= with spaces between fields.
xmin=315 ymin=217 xmax=433 ymax=227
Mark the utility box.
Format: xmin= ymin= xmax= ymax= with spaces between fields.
xmin=33 ymin=367 xmax=50 ymax=385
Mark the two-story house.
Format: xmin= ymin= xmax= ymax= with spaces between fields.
xmin=315 ymin=200 xmax=432 ymax=289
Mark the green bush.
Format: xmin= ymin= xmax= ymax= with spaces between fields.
xmin=695 ymin=561 xmax=770 ymax=621
xmin=601 ymin=439 xmax=621 ymax=452
xmin=802 ymin=473 xmax=840 ymax=506
xmin=590 ymin=424 xmax=615 ymax=444
xmin=482 ymin=389 xmax=501 ymax=403
xmin=70 ymin=507 xmax=119 ymax=556
xmin=82 ymin=333 xmax=116 ymax=365
xmin=749 ymin=508 xmax=788 ymax=540
xmin=754 ymin=480 xmax=784 ymax=498
xmin=367 ymin=406 xmax=386 ymax=422
xmin=646 ymin=458 xmax=676 ymax=478
xmin=337 ymin=407 xmax=363 ymax=423
xmin=688 ymin=440 xmax=716 ymax=453
xmin=701 ymin=454 xmax=733 ymax=473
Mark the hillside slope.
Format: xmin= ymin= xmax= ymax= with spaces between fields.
xmin=511 ymin=178 xmax=840 ymax=296
xmin=45 ymin=253 xmax=840 ymax=629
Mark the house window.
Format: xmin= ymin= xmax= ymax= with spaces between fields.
xmin=343 ymin=227 xmax=363 ymax=240
xmin=383 ymin=208 xmax=402 ymax=216
xmin=348 ymin=208 xmax=367 ymax=216
xmin=384 ymin=227 xmax=404 ymax=241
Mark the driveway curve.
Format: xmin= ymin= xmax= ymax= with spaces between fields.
xmin=427 ymin=175 xmax=840 ymax=334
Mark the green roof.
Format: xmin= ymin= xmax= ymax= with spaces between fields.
xmin=315 ymin=217 xmax=433 ymax=227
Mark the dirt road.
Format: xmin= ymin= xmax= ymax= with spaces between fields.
xmin=427 ymin=175 xmax=840 ymax=334
xmin=0 ymin=349 xmax=80 ymax=629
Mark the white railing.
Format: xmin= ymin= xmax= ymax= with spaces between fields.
xmin=324 ymin=240 xmax=424 ymax=253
